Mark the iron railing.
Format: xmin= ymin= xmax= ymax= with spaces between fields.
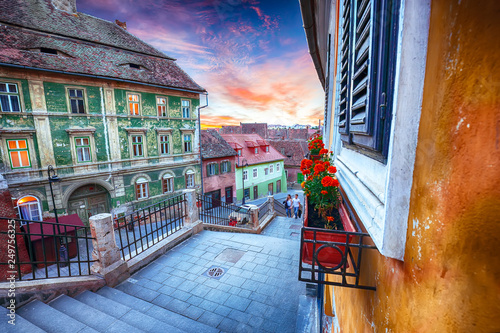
xmin=197 ymin=194 xmax=252 ymax=228
xmin=0 ymin=217 xmax=95 ymax=280
xmin=274 ymin=200 xmax=286 ymax=217
xmin=258 ymin=200 xmax=271 ymax=221
xmin=298 ymin=227 xmax=377 ymax=290
xmin=115 ymin=194 xmax=186 ymax=261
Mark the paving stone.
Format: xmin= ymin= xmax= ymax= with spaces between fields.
xmin=137 ymin=279 xmax=163 ymax=291
xmin=190 ymin=284 xmax=212 ymax=298
xmin=170 ymin=289 xmax=192 ymax=301
xmin=241 ymin=279 xmax=260 ymax=292
xmin=164 ymin=298 xmax=189 ymax=314
xmin=242 ymin=262 xmax=257 ymax=271
xmin=248 ymin=315 xmax=265 ymax=329
xmin=229 ymin=309 xmax=252 ymax=324
xmin=151 ymin=294 xmax=173 ymax=308
xmin=198 ymin=311 xmax=225 ymax=328
xmin=199 ymin=299 xmax=219 ymax=311
xmin=246 ymin=300 xmax=270 ymax=317
xmin=163 ymin=275 xmax=185 ymax=288
xmin=213 ymin=304 xmax=232 ymax=317
xmin=252 ymin=272 xmax=268 ymax=283
xmin=150 ymin=271 xmax=172 ymax=283
xmin=158 ymin=285 xmax=176 ymax=295
xmin=186 ymin=295 xmax=204 ymax=306
xmin=224 ymin=294 xmax=251 ymax=312
xmin=205 ymin=288 xmax=231 ymax=304
xmin=238 ymin=289 xmax=252 ymax=298
xmin=218 ymin=317 xmax=240 ymax=332
xmin=183 ymin=305 xmax=205 ymax=320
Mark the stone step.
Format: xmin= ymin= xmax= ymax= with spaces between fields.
xmin=96 ymin=287 xmax=219 ymax=333
xmin=16 ymin=300 xmax=95 ymax=333
xmin=0 ymin=305 xmax=47 ymax=333
xmin=76 ymin=290 xmax=185 ymax=333
xmin=49 ymin=294 xmax=142 ymax=333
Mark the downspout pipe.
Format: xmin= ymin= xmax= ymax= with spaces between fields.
xmin=198 ymin=93 xmax=209 ymax=195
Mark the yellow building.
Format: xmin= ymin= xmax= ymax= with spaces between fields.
xmin=299 ymin=0 xmax=500 ymax=331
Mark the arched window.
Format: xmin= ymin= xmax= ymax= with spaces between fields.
xmin=185 ymin=170 xmax=195 ymax=188
xmin=17 ymin=196 xmax=41 ymax=221
xmin=135 ymin=177 xmax=149 ymax=200
xmin=162 ymin=173 xmax=174 ymax=193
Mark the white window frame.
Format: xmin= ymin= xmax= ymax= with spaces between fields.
xmin=0 ymin=81 xmax=22 ymax=112
xmin=264 ymin=168 xmax=269 ymax=176
xmin=269 ymin=164 xmax=274 ymax=174
xmin=17 ymin=196 xmax=42 ymax=222
xmin=181 ymin=99 xmax=191 ymax=118
xmin=185 ymin=170 xmax=195 ymax=188
xmin=162 ymin=173 xmax=174 ymax=193
xmin=159 ymin=135 xmax=170 ymax=155
xmin=6 ymin=139 xmax=31 ymax=169
xmin=243 ymin=170 xmax=248 ymax=181
xmin=127 ymin=92 xmax=141 ymax=116
xmin=207 ymin=162 xmax=217 ymax=176
xmin=75 ymin=137 xmax=91 ymax=163
xmin=221 ymin=160 xmax=229 ymax=173
xmin=276 ymin=163 xmax=280 ymax=173
xmin=66 ymin=87 xmax=87 ymax=114
xmin=156 ymin=96 xmax=168 ymax=117
xmin=253 ymin=168 xmax=258 ymax=178
xmin=135 ymin=177 xmax=149 ymax=200
xmin=131 ymin=135 xmax=144 ymax=157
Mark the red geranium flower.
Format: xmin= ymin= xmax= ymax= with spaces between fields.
xmin=328 ymin=166 xmax=337 ymax=174
xmin=314 ymin=164 xmax=325 ymax=174
xmin=321 ymin=190 xmax=328 ymax=195
xmin=321 ymin=176 xmax=335 ymax=187
xmin=319 ymin=149 xmax=328 ymax=155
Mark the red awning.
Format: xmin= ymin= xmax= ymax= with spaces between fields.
xmin=26 ymin=214 xmax=85 ymax=241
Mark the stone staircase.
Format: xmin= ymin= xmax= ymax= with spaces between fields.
xmin=2 ymin=286 xmax=219 ymax=333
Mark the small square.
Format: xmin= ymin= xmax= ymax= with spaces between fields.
xmin=203 ymin=265 xmax=228 ymax=280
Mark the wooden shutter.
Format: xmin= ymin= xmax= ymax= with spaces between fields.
xmin=227 ymin=162 xmax=231 ymax=173
xmin=206 ymin=164 xmax=210 ymax=176
xmin=350 ymin=0 xmax=372 ymax=137
xmin=339 ymin=0 xmax=352 ymax=141
xmin=215 ymin=163 xmax=219 ymax=175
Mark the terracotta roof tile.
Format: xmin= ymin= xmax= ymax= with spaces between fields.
xmin=201 ymin=130 xmax=237 ymax=159
xmin=221 ymin=134 xmax=285 ymax=166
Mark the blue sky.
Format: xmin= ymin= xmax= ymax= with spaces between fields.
xmin=78 ymin=0 xmax=324 ymax=127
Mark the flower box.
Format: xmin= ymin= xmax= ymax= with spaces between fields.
xmin=301 ymin=197 xmax=356 ymax=269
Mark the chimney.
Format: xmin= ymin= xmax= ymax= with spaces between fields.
xmin=51 ymin=0 xmax=77 ymax=13
xmin=115 ymin=20 xmax=127 ymax=30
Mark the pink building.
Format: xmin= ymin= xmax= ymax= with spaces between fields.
xmin=201 ymin=130 xmax=237 ymax=204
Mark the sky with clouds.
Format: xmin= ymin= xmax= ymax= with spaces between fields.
xmin=78 ymin=0 xmax=324 ymax=128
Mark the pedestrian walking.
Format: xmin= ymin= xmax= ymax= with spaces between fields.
xmin=284 ymin=194 xmax=293 ymax=218
xmin=292 ymin=194 xmax=301 ymax=219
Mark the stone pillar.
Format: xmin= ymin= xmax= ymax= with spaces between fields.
xmin=268 ymin=195 xmax=275 ymax=215
xmin=250 ymin=207 xmax=259 ymax=229
xmin=182 ymin=189 xmax=199 ymax=226
xmin=89 ymin=213 xmax=129 ymax=286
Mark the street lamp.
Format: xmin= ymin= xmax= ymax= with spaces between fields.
xmin=238 ymin=157 xmax=249 ymax=205
xmin=48 ymin=165 xmax=67 ymax=267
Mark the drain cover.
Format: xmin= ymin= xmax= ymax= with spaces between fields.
xmin=203 ymin=265 xmax=227 ymax=280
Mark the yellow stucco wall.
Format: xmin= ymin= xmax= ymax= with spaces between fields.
xmin=331 ymin=1 xmax=500 ymax=331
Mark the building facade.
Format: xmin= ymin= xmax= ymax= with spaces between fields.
xmin=267 ymin=139 xmax=309 ymax=186
xmin=221 ymin=134 xmax=287 ymax=201
xmin=0 ymin=0 xmax=205 ymax=225
xmin=200 ymin=130 xmax=237 ymax=204
xmin=300 ymin=0 xmax=500 ymax=332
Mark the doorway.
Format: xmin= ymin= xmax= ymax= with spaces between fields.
xmin=276 ymin=180 xmax=281 ymax=193
xmin=225 ymin=187 xmax=233 ymax=204
xmin=68 ymin=184 xmax=109 ymax=226
xmin=268 ymin=183 xmax=274 ymax=195
xmin=253 ymin=186 xmax=258 ymax=199
xmin=206 ymin=189 xmax=221 ymax=208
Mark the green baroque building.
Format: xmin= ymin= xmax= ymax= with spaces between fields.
xmin=0 ymin=0 xmax=205 ymax=225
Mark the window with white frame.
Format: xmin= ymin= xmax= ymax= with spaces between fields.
xmin=253 ymin=168 xmax=258 ymax=178
xmin=264 ymin=168 xmax=269 ymax=176
xmin=243 ymin=170 xmax=248 ymax=181
xmin=7 ymin=139 xmax=30 ymax=169
xmin=270 ymin=164 xmax=274 ymax=174
xmin=162 ymin=174 xmax=174 ymax=193
xmin=17 ymin=196 xmax=41 ymax=221
xmin=0 ymin=82 xmax=21 ymax=112
xmin=135 ymin=177 xmax=149 ymax=199
xmin=220 ymin=161 xmax=230 ymax=173
xmin=75 ymin=137 xmax=91 ymax=163
xmin=131 ymin=135 xmax=144 ymax=157
xmin=207 ymin=162 xmax=218 ymax=176
xmin=182 ymin=100 xmax=190 ymax=118
xmin=157 ymin=97 xmax=167 ymax=117
xmin=128 ymin=93 xmax=140 ymax=115
xmin=160 ymin=135 xmax=170 ymax=155
xmin=276 ymin=163 xmax=280 ymax=173
xmin=184 ymin=134 xmax=192 ymax=153
xmin=254 ymin=147 xmax=258 ymax=154
xmin=185 ymin=170 xmax=195 ymax=188
xmin=68 ymin=88 xmax=85 ymax=114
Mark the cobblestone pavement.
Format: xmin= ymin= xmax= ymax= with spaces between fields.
xmin=116 ymin=214 xmax=305 ymax=332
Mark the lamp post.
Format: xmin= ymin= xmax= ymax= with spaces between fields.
xmin=48 ymin=165 xmax=67 ymax=267
xmin=238 ymin=157 xmax=249 ymax=205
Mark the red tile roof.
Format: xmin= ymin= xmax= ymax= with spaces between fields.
xmin=221 ymin=134 xmax=285 ymax=166
xmin=0 ymin=0 xmax=205 ymax=92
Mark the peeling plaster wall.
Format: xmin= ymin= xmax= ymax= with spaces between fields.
xmin=330 ymin=1 xmax=500 ymax=332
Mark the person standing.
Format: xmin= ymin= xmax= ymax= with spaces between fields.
xmin=292 ymin=194 xmax=301 ymax=219
xmin=284 ymin=194 xmax=293 ymax=218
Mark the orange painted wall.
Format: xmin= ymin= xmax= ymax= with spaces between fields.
xmin=331 ymin=1 xmax=500 ymax=331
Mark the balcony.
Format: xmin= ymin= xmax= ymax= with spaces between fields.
xmin=298 ymin=195 xmax=378 ymax=290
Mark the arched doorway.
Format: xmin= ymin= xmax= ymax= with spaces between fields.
xmin=67 ymin=184 xmax=110 ymax=226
